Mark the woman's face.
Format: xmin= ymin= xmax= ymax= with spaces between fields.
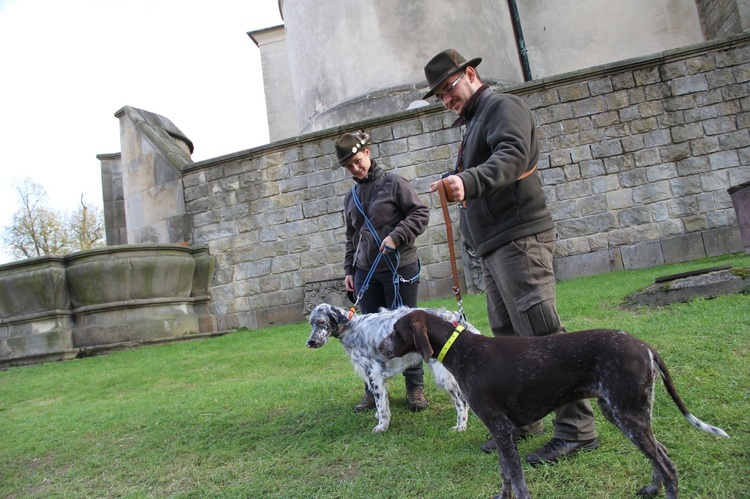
xmin=343 ymin=148 xmax=371 ymax=179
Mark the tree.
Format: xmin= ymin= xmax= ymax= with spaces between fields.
xmin=67 ymin=194 xmax=105 ymax=252
xmin=3 ymin=179 xmax=68 ymax=259
xmin=1 ymin=178 xmax=105 ymax=261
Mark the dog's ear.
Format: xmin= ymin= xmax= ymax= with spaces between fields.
xmin=410 ymin=316 xmax=433 ymax=363
xmin=332 ymin=306 xmax=350 ymax=326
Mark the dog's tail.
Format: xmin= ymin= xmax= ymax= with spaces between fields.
xmin=651 ymin=349 xmax=729 ymax=438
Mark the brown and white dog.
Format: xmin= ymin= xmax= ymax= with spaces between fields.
xmin=378 ymin=310 xmax=729 ymax=499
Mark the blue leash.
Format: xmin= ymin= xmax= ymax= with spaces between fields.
xmin=350 ymin=186 xmax=419 ymax=311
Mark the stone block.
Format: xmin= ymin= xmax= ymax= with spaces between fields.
xmin=671 ymin=123 xmax=704 ymax=143
xmin=658 ymin=143 xmax=691 ymax=162
xmin=719 ymin=130 xmax=750 ymax=150
xmin=572 ymin=96 xmax=606 ymax=117
xmin=591 ymin=139 xmax=624 ymax=158
xmin=634 ymin=148 xmax=661 ymax=167
xmin=591 ymin=174 xmax=621 ymax=194
xmin=661 ymin=233 xmax=706 ymax=264
xmin=604 ymin=90 xmax=630 ymax=110
xmin=709 ymin=150 xmax=741 ymax=170
xmin=633 ymin=181 xmax=672 ymax=204
xmin=618 ymin=206 xmax=652 ymax=226
xmin=591 ymin=111 xmax=621 ymax=128
xmin=554 ymin=249 xmax=622 ymax=281
xmin=671 ymin=74 xmax=709 ymax=95
xmin=607 ymin=189 xmax=634 ymax=210
xmin=559 ymin=82 xmax=591 ymax=102
xmin=631 ymin=117 xmax=659 ymax=133
xmin=704 ymin=116 xmax=738 ymax=136
xmin=621 ymin=240 xmax=664 ymax=270
xmin=645 ymin=163 xmax=677 ymax=182
xmin=627 ymin=87 xmax=646 ymax=105
xmin=634 ymin=67 xmax=661 ymax=86
xmin=612 ymin=72 xmax=636 ymax=90
xmin=588 ymin=77 xmax=613 ymax=96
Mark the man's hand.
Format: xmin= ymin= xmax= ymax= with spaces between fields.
xmin=344 ymin=274 xmax=355 ymax=292
xmin=430 ymin=175 xmax=465 ymax=203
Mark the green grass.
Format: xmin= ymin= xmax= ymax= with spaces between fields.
xmin=1 ymin=253 xmax=749 ymax=498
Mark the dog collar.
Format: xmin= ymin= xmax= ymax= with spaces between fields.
xmin=437 ymin=324 xmax=465 ymax=362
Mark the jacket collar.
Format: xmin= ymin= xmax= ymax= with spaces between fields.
xmin=352 ymin=160 xmax=382 ymax=184
xmin=451 ymin=83 xmax=490 ymax=128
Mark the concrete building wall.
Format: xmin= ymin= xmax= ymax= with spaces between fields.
xmin=266 ymin=0 xmax=710 ymax=137
xmin=518 ymin=0 xmax=703 ymax=79
xmin=248 ymin=25 xmax=300 ymax=141
xmin=279 ymin=0 xmax=522 ymax=134
xmin=179 ymin=34 xmax=750 ymax=330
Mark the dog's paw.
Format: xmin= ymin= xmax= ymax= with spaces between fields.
xmin=372 ymin=423 xmax=389 ymax=434
xmin=451 ymin=423 xmax=468 ymax=432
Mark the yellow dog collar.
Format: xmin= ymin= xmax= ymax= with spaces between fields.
xmin=437 ymin=324 xmax=465 ymax=362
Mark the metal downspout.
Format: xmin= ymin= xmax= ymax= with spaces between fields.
xmin=507 ymin=0 xmax=532 ymax=81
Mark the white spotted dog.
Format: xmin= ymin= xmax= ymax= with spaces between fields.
xmin=306 ymin=303 xmax=477 ymax=434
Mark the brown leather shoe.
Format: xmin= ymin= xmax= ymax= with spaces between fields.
xmin=526 ymin=437 xmax=599 ymax=466
xmin=353 ymin=391 xmax=375 ymax=412
xmin=481 ymin=421 xmax=544 ymax=453
xmin=407 ymin=387 xmax=428 ymax=412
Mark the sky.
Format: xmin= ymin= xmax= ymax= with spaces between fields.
xmin=0 ymin=0 xmax=283 ymax=263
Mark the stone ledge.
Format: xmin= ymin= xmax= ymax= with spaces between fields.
xmin=626 ymin=267 xmax=750 ymax=307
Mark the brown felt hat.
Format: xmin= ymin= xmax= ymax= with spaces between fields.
xmin=334 ymin=130 xmax=371 ymax=167
xmin=423 ymin=49 xmax=482 ymax=99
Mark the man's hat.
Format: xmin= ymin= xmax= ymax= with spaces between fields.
xmin=423 ymin=49 xmax=482 ymax=99
xmin=334 ymin=130 xmax=371 ymax=167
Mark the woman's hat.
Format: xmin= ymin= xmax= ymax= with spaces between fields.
xmin=334 ymin=130 xmax=371 ymax=167
xmin=423 ymin=49 xmax=482 ymax=99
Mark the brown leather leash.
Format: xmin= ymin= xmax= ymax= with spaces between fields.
xmin=437 ymin=164 xmax=537 ymax=320
xmin=437 ymin=178 xmax=464 ymax=319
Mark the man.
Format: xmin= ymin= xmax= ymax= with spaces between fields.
xmin=424 ymin=49 xmax=598 ymax=465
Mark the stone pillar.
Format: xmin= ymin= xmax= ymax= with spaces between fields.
xmin=248 ymin=25 xmax=300 ymax=142
xmin=116 ymin=106 xmax=194 ymax=245
xmin=98 ymin=152 xmax=127 ymax=246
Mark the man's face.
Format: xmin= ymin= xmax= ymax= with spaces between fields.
xmin=434 ymin=70 xmax=474 ymax=116
xmin=343 ymin=148 xmax=371 ymax=179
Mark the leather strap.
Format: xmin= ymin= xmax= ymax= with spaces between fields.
xmin=438 ymin=178 xmax=463 ymax=309
xmin=437 ymin=164 xmax=536 ymax=316
xmin=517 ymin=164 xmax=537 ymax=180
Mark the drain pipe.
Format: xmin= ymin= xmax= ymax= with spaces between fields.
xmin=507 ymin=0 xmax=532 ymax=81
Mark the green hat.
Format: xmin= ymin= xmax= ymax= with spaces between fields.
xmin=334 ymin=130 xmax=371 ymax=167
xmin=423 ymin=49 xmax=482 ymax=99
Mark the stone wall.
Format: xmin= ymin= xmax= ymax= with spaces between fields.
xmin=696 ymin=0 xmax=750 ymax=38
xmin=180 ymin=33 xmax=750 ymax=331
xmin=0 ymin=245 xmax=216 ymax=367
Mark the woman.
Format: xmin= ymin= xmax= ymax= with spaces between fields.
xmin=336 ymin=130 xmax=430 ymax=412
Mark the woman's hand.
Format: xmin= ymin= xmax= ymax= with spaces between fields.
xmin=344 ymin=274 xmax=355 ymax=292
xmin=380 ymin=236 xmax=396 ymax=253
